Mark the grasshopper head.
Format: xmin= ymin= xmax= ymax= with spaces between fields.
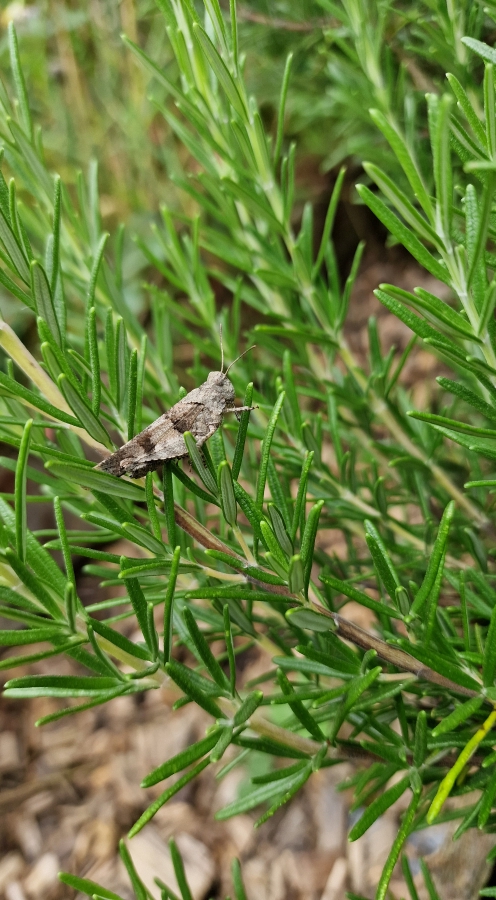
xmin=207 ymin=370 xmax=235 ymax=404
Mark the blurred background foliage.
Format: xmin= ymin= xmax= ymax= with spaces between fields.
xmin=0 ymin=0 xmax=489 ymax=254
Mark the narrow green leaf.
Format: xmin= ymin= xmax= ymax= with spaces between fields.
xmin=54 ymin=497 xmax=75 ymax=592
xmin=223 ymin=604 xmax=237 ymax=696
xmin=87 ymin=232 xmax=108 ymax=305
xmin=210 ymin=725 xmax=234 ymax=762
xmin=364 ymin=520 xmax=400 ymax=602
xmin=183 ymin=430 xmax=218 ymax=496
xmin=218 ymin=460 xmax=237 ymax=526
xmin=8 ymin=23 xmax=33 ymax=141
xmin=129 ymin=756 xmax=210 ymax=838
xmin=15 ymin=417 xmax=32 ymax=562
xmin=428 ymin=93 xmax=453 ymax=241
xmin=0 ymin=626 xmax=66 ymax=647
xmin=49 ymin=175 xmax=62 ymax=299
xmin=182 ymin=605 xmax=230 ymax=691
xmin=286 ymin=607 xmax=333 ymax=632
xmin=277 ymin=668 xmax=325 ymax=741
xmin=427 ymin=705 xmax=496 ymax=824
xmin=232 ymin=382 xmax=253 ymax=479
xmin=478 ymin=765 xmax=496 ymax=828
xmin=233 ymin=690 xmax=264 ymax=726
xmin=379 ymin=283 xmax=477 ymax=341
xmin=478 ymin=279 xmax=496 ymax=336
xmin=170 ymin=460 xmax=220 ymax=507
xmin=216 ymin=767 xmax=310 ymax=821
xmin=124 ymin=569 xmax=152 ymax=649
xmin=329 ymin=667 xmax=382 ymax=743
xmin=34 ymin=685 xmax=131 ymax=725
xmin=357 ymin=186 xmax=450 ymax=285
xmin=274 ymin=52 xmax=293 ymax=167
xmin=145 ymin=472 xmax=162 ymax=542
xmin=254 ymin=765 xmax=312 ymax=827
xmin=447 ymin=73 xmax=486 ymax=147
xmin=282 ymin=351 xmax=302 ymax=439
xmin=291 ymin=451 xmax=313 ymax=543
xmin=114 ymin=317 xmax=127 ymax=410
xmin=376 ymin=789 xmax=422 ymax=900
xmin=413 ymin=710 xmax=428 ymax=767
xmin=87 ymin=307 xmax=101 ymax=416
xmin=483 ymin=602 xmax=496 ymax=687
xmin=462 ymin=37 xmax=496 ymax=65
xmin=485 ymin=64 xmax=496 ymax=157
xmin=268 ymin=504 xmax=293 ymax=557
xmin=0 ymin=203 xmax=29 ymax=282
xmin=135 ymin=334 xmax=147 ymax=434
xmin=87 ymin=623 xmax=127 ymax=680
xmin=260 ymin=520 xmax=288 ymax=569
xmin=58 ymin=374 xmax=112 ymax=448
xmin=410 ymin=502 xmax=455 ymax=615
xmin=232 ymin=481 xmax=264 ymax=542
xmin=90 ymin=616 xmax=152 ymax=662
xmin=4 ymin=674 xmax=122 ymax=697
xmin=118 ymin=840 xmax=147 ymax=900
xmin=432 ymin=697 xmax=483 ymax=737
xmin=32 ymin=261 xmax=61 ymax=347
xmin=165 ymin=659 xmax=222 ymax=717
xmin=256 ymin=392 xmax=285 ymax=509
xmin=163 ymin=462 xmax=177 ymax=547
xmin=363 ymin=163 xmax=441 ymax=247
xmin=369 ymin=109 xmax=432 ymax=217
xmin=349 ymin=775 xmax=410 ymax=841
xmin=300 ymin=499 xmax=324 ymax=596
xmin=0 ymin=369 xmax=78 ymax=425
xmin=169 ymin=837 xmax=193 ymax=900
xmin=105 ymin=308 xmax=116 ymax=401
xmin=287 ymin=554 xmax=303 ymax=595
xmin=395 ymin=638 xmax=480 ymax=693
xmin=319 ymin=573 xmax=402 ymax=619
xmin=438 ymin=376 xmax=496 ymax=422
xmin=204 ymin=550 xmax=285 ymax=585
xmin=4 ymin=547 xmax=61 ymax=620
xmin=46 ymin=461 xmax=144 ymax=501
xmin=0 ymin=261 xmax=32 ymax=306
xmin=232 ymin=858 xmax=247 ymax=900
xmin=186 ymin=587 xmax=272 ymax=602
xmin=58 ymin=873 xmax=124 ymax=900
xmin=142 ymin=730 xmax=220 ymax=788
xmin=163 ymin=545 xmax=180 ymax=663
xmin=401 ymin=857 xmax=420 ymax=900
xmin=127 ymin=348 xmax=138 ymax=440
xmin=313 ymin=166 xmax=345 ymax=276
xmin=193 ymin=24 xmax=247 ymax=121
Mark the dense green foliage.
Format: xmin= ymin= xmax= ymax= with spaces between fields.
xmin=3 ymin=1 xmax=496 ymax=898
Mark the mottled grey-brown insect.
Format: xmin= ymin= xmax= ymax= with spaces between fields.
xmin=96 ymin=346 xmax=256 ymax=479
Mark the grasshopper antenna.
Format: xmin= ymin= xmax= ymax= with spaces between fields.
xmin=219 ymin=323 xmax=224 ymax=374
xmin=225 ymin=345 xmax=256 ymax=376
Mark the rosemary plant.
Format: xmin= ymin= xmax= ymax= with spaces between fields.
xmin=3 ymin=2 xmax=496 ymax=899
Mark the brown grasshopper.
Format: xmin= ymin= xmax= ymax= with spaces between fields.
xmin=96 ymin=345 xmax=256 ymax=479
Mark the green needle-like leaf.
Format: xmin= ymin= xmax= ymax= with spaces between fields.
xmin=31 ymin=261 xmax=61 ymax=347
xmin=58 ymin=873 xmax=125 ymax=900
xmin=15 ymin=417 xmax=32 ymax=562
xmin=256 ymin=392 xmax=285 ymax=510
xmin=57 ymin=374 xmax=112 ymax=448
xmin=183 ymin=430 xmax=218 ymax=496
xmin=218 ymin=459 xmax=237 ymax=526
xmin=182 ymin=605 xmax=230 ymax=691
